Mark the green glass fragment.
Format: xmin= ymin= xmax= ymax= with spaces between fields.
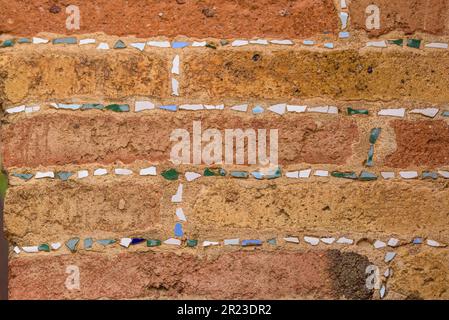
xmin=388 ymin=39 xmax=403 ymax=46
xmin=359 ymin=171 xmax=378 ymax=181
xmin=407 ymin=39 xmax=421 ymax=49
xmin=161 ymin=169 xmax=179 ymax=180
xmin=366 ymin=144 xmax=374 ymax=167
xmin=347 ymin=107 xmax=369 ymax=115
xmin=0 ymin=170 xmax=7 ymax=199
xmin=113 ymin=40 xmax=127 ymax=49
xmin=147 ymin=239 xmax=161 ymax=247
xmin=65 ymin=238 xmax=80 ymax=253
xmin=204 ymin=168 xmax=226 ymax=176
xmin=105 ymin=104 xmax=129 ymax=112
xmin=38 ymin=244 xmax=50 ymax=252
xmin=331 ymin=171 xmax=358 ymax=179
xmin=369 ymin=128 xmax=381 ymax=144
xmin=186 ymin=239 xmax=198 ymax=247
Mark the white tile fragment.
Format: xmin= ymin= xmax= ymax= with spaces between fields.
xmin=286 ymin=171 xmax=299 ymax=179
xmin=51 ymin=242 xmax=62 ymax=250
xmin=284 ymin=237 xmax=300 ymax=244
xmin=135 ymin=101 xmax=155 ymax=112
xmin=147 ymin=41 xmax=170 ymax=48
xmin=224 ymin=238 xmax=240 ymax=246
xmin=140 ymin=166 xmax=157 ymax=176
xmin=270 ymin=40 xmax=294 ymax=45
xmin=79 ymin=38 xmax=96 ymax=45
xmin=230 ymin=104 xmax=248 ymax=112
xmin=13 ymin=246 xmax=21 ymax=254
xmin=120 ymin=238 xmax=132 ymax=248
xmin=232 ymin=40 xmax=249 ymax=47
xmin=77 ymin=170 xmax=89 ymax=179
xmin=299 ymin=169 xmax=312 ymax=178
xmin=378 ymin=108 xmax=406 ymax=118
xmin=185 ymin=172 xmax=201 ymax=182
xmin=314 ymin=170 xmax=329 ymax=177
xmin=399 ymin=171 xmax=419 ymax=179
xmin=381 ymin=172 xmax=395 ymax=180
xmin=321 ymin=237 xmax=336 ymax=244
xmin=438 ymin=170 xmax=449 ymax=179
xmin=33 ymin=37 xmax=49 ymax=44
xmin=380 ymin=285 xmax=386 ymax=299
xmin=171 ymin=78 xmax=179 ymax=96
xmin=204 ymin=104 xmax=224 ymax=110
xmin=192 ymin=41 xmax=207 ymax=47
xmin=336 ymin=237 xmax=354 ymax=245
xmin=130 ymin=42 xmax=146 ymax=51
xmin=307 ymin=106 xmax=329 ymax=113
xmin=287 ymin=105 xmax=307 ymax=113
xmin=268 ymin=103 xmax=286 ymax=115
xmin=328 ymin=106 xmax=339 ymax=114
xmin=303 ymin=40 xmax=315 ymax=46
xmin=374 ymin=240 xmax=387 ymax=249
xmin=250 ymin=39 xmax=269 ymax=45
xmin=164 ymin=238 xmax=181 ymax=246
xmin=409 ymin=108 xmax=439 ymax=118
xmin=340 ymin=0 xmax=347 ymax=9
xmin=93 ymin=168 xmax=108 ymax=176
xmin=25 ymin=105 xmax=40 ymax=113
xmin=176 ymin=208 xmax=187 ymax=222
xmin=384 ymin=252 xmax=397 ymax=263
xmin=35 ymin=171 xmax=54 ymax=179
xmin=304 ymin=236 xmax=320 ymax=246
xmin=114 ymin=168 xmax=133 ymax=176
xmin=171 ymin=184 xmax=183 ymax=203
xmin=387 ymin=238 xmax=400 ymax=247
xmin=171 ymin=55 xmax=180 ymax=74
xmin=425 ymin=42 xmax=448 ymax=49
xmin=203 ymin=241 xmax=219 ymax=247
xmin=22 ymin=246 xmax=39 ymax=253
xmin=339 ymin=12 xmax=349 ymax=29
xmin=6 ymin=105 xmax=25 ymax=114
xmin=179 ymin=104 xmax=203 ymax=111
xmin=384 ymin=268 xmax=391 ymax=278
xmin=97 ymin=42 xmax=110 ymax=50
xmin=427 ymin=239 xmax=445 ymax=247
xmin=366 ymin=41 xmax=387 ymax=48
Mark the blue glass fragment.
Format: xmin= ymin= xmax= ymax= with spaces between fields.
xmin=58 ymin=104 xmax=81 ymax=110
xmin=1 ymin=39 xmax=14 ymax=47
xmin=413 ymin=237 xmax=423 ymax=244
xmin=52 ymin=37 xmax=77 ymax=45
xmin=84 ymin=238 xmax=93 ymax=249
xmin=172 ymin=41 xmax=190 ymax=49
xmin=174 ymin=223 xmax=184 ymax=237
xmin=18 ymin=38 xmax=32 ymax=44
xmin=159 ymin=105 xmax=177 ymax=112
xmin=251 ymin=172 xmax=264 ymax=180
xmin=242 ymin=240 xmax=262 ymax=246
xmin=252 ymin=105 xmax=264 ymax=114
xmin=131 ymin=238 xmax=145 ymax=245
xmin=422 ymin=171 xmax=438 ymax=179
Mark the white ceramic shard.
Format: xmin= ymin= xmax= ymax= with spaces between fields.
xmin=35 ymin=171 xmax=54 ymax=179
xmin=336 ymin=237 xmax=354 ymax=245
xmin=378 ymin=108 xmax=406 ymax=118
xmin=387 ymin=238 xmax=400 ymax=247
xmin=399 ymin=171 xmax=418 ymax=179
xmin=268 ymin=103 xmax=286 ymax=115
xmin=93 ymin=168 xmax=108 ymax=176
xmin=384 ymin=252 xmax=396 ymax=263
xmin=299 ymin=169 xmax=312 ymax=178
xmin=366 ymin=41 xmax=387 ymax=48
xmin=427 ymin=239 xmax=445 ymax=247
xmin=33 ymin=37 xmax=49 ymax=44
xmin=77 ymin=170 xmax=89 ymax=179
xmin=135 ymin=101 xmax=155 ymax=112
xmin=231 ymin=40 xmax=249 ymax=47
xmin=192 ymin=41 xmax=207 ymax=47
xmin=328 ymin=106 xmax=339 ymax=114
xmin=171 ymin=78 xmax=179 ymax=96
xmin=374 ymin=240 xmax=387 ymax=249
xmin=51 ymin=242 xmax=62 ymax=250
xmin=270 ymin=40 xmax=294 ymax=45
xmin=425 ymin=42 xmax=448 ymax=49
xmin=249 ymin=39 xmax=269 ymax=45
xmin=147 ymin=41 xmax=170 ymax=48
xmin=97 ymin=42 xmax=109 ymax=50
xmin=171 ymin=184 xmax=183 ymax=203
xmin=409 ymin=108 xmax=439 ymax=118
xmin=171 ymin=55 xmax=180 ymax=74
xmin=22 ymin=246 xmax=39 ymax=253
xmin=130 ymin=42 xmax=145 ymax=51
xmin=185 ymin=172 xmax=201 ymax=182
xmin=286 ymin=105 xmax=306 ymax=113
xmin=308 ymin=106 xmax=329 ymax=113
xmin=340 ymin=0 xmax=347 ymax=9
xmin=224 ymin=238 xmax=240 ymax=246
xmin=381 ymin=172 xmax=395 ymax=180
xmin=25 ymin=105 xmax=40 ymax=113
xmin=304 ymin=236 xmax=320 ymax=246
xmin=6 ymin=105 xmax=25 ymax=114
xmin=284 ymin=237 xmax=300 ymax=244
xmin=204 ymin=104 xmax=224 ymax=110
xmin=380 ymin=285 xmax=386 ymax=299
xmin=179 ymin=104 xmax=203 ymax=110
xmin=384 ymin=268 xmax=390 ymax=278
xmin=176 ymin=208 xmax=187 ymax=222
xmin=438 ymin=170 xmax=449 ymax=178
xmin=79 ymin=38 xmax=96 ymax=45
xmin=321 ymin=237 xmax=336 ymax=244
xmin=230 ymin=104 xmax=248 ymax=112
xmin=339 ymin=12 xmax=349 ymax=29
xmin=114 ymin=168 xmax=133 ymax=175
xmin=286 ymin=171 xmax=299 ymax=179
xmin=164 ymin=238 xmax=181 ymax=245
xmin=13 ymin=246 xmax=21 ymax=254
xmin=314 ymin=170 xmax=329 ymax=177
xmin=120 ymin=238 xmax=132 ymax=248
xmin=140 ymin=166 xmax=157 ymax=176
xmin=203 ymin=241 xmax=219 ymax=247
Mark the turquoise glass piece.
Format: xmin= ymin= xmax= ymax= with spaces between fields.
xmin=38 ymin=244 xmax=50 ymax=252
xmin=52 ymin=37 xmax=77 ymax=45
xmin=369 ymin=128 xmax=381 ymax=144
xmin=159 ymin=105 xmax=177 ymax=112
xmin=97 ymin=239 xmax=116 ymax=246
xmin=186 ymin=239 xmax=198 ymax=247
xmin=331 ymin=171 xmax=358 ymax=179
xmin=422 ymin=171 xmax=438 ymax=179
xmin=366 ymin=144 xmax=374 ymax=167
xmin=12 ymin=173 xmax=33 ymax=181
xmin=1 ymin=39 xmax=14 ymax=47
xmin=113 ymin=40 xmax=127 ymax=49
xmin=267 ymin=238 xmax=277 ymax=245
xmin=231 ymin=171 xmax=249 ymax=179
xmin=84 ymin=238 xmax=93 ymax=249
xmin=56 ymin=171 xmax=73 ymax=181
xmin=18 ymin=38 xmax=32 ymax=44
xmin=407 ymin=39 xmax=421 ymax=49
xmin=359 ymin=171 xmax=378 ymax=181
xmin=66 ymin=238 xmax=80 ymax=253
